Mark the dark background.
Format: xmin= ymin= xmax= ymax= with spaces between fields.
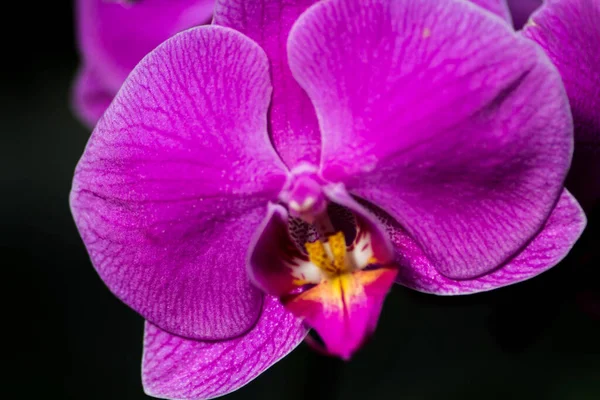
xmin=4 ymin=2 xmax=599 ymax=399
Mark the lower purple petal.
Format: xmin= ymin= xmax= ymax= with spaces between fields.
xmin=143 ymin=296 xmax=307 ymax=400
xmin=389 ymin=190 xmax=586 ymax=294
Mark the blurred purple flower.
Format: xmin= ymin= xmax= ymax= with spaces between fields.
xmin=72 ymin=0 xmax=214 ymax=127
xmin=71 ymin=0 xmax=586 ymax=398
xmin=522 ymin=0 xmax=600 ymax=212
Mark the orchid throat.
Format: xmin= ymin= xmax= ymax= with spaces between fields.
xmin=250 ymin=165 xmax=398 ymax=359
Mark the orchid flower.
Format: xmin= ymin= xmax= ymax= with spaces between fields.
xmin=72 ymin=0 xmax=215 ymax=126
xmin=522 ymin=0 xmax=600 ymax=212
xmin=71 ymin=0 xmax=587 ymax=398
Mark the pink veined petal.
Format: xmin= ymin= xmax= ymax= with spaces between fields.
xmin=142 ymin=296 xmax=308 ymax=400
xmin=288 ymin=0 xmax=574 ymax=280
xmin=72 ymin=66 xmax=114 ymax=127
xmin=468 ymin=0 xmax=513 ymax=23
xmin=213 ymin=0 xmax=321 ymax=168
xmin=77 ymin=0 xmax=214 ymax=93
xmin=522 ymin=0 xmax=600 ymax=211
xmin=507 ymin=0 xmax=543 ymax=29
xmin=70 ymin=27 xmax=287 ymax=340
xmin=388 ymin=190 xmax=586 ymax=294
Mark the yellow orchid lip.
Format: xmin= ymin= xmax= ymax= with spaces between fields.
xmin=283 ymin=265 xmax=398 ymax=360
xmin=284 ymin=221 xmax=395 ymax=360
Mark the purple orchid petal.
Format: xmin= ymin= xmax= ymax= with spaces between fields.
xmin=386 ymin=190 xmax=586 ymax=294
xmin=74 ymin=0 xmax=214 ymax=126
xmin=143 ymin=296 xmax=307 ymax=400
xmin=523 ymin=0 xmax=600 ymax=211
xmin=70 ymin=27 xmax=287 ymax=340
xmin=72 ymin=66 xmax=114 ymax=127
xmin=469 ymin=0 xmax=512 ymax=23
xmin=213 ymin=0 xmax=321 ymax=167
xmin=507 ymin=0 xmax=543 ymax=29
xmin=288 ymin=0 xmax=574 ymax=280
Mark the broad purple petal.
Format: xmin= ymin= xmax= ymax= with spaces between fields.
xmin=72 ymin=66 xmax=114 ymax=127
xmin=288 ymin=0 xmax=573 ymax=280
xmin=469 ymin=0 xmax=512 ymax=23
xmin=387 ymin=190 xmax=586 ymax=294
xmin=213 ymin=0 xmax=321 ymax=168
xmin=523 ymin=0 xmax=600 ymax=210
xmin=71 ymin=27 xmax=287 ymax=340
xmin=507 ymin=0 xmax=543 ymax=29
xmin=143 ymin=296 xmax=307 ymax=400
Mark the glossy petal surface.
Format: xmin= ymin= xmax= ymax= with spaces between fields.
xmin=283 ymin=267 xmax=397 ymax=360
xmin=213 ymin=0 xmax=321 ymax=167
xmin=71 ymin=27 xmax=286 ymax=340
xmin=523 ymin=0 xmax=600 ymax=210
xmin=143 ymin=297 xmax=307 ymax=400
xmin=289 ymin=0 xmax=573 ymax=280
xmin=388 ymin=190 xmax=586 ymax=294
